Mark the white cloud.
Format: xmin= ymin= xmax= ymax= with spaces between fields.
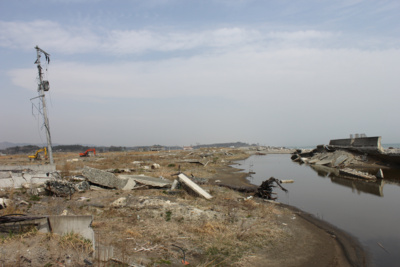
xmin=9 ymin=46 xmax=400 ymax=107
xmin=0 ymin=20 xmax=100 ymax=53
xmin=0 ymin=20 xmax=340 ymax=55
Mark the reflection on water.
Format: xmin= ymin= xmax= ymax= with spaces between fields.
xmin=236 ymin=154 xmax=400 ymax=267
xmin=309 ymin=164 xmax=340 ymax=177
xmin=331 ymin=176 xmax=384 ymax=197
xmin=309 ymin=164 xmax=384 ymax=197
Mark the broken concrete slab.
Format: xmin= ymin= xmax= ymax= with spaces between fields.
xmin=178 ymin=173 xmax=212 ymax=200
xmin=82 ymin=166 xmax=135 ymax=190
xmin=339 ymin=168 xmax=376 ymax=180
xmin=121 ymin=178 xmax=136 ymax=190
xmin=119 ymin=175 xmax=171 ymax=188
xmin=0 ymin=164 xmax=56 ymax=172
xmin=0 ymin=165 xmax=58 ymax=189
xmin=332 ymin=155 xmax=349 ymax=167
xmin=307 ymin=159 xmax=320 ymax=164
xmin=0 ymin=172 xmax=12 ymax=179
xmin=0 ymin=172 xmax=55 ymax=189
xmin=315 ymin=159 xmax=332 ymax=166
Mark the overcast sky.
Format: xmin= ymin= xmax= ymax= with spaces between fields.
xmin=1 ymin=0 xmax=399 ymax=147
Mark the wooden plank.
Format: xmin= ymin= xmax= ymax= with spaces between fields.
xmin=178 ymin=173 xmax=212 ymax=200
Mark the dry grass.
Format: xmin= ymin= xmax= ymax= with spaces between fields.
xmin=59 ymin=232 xmax=93 ymax=253
xmin=0 ymin=188 xmax=24 ymax=216
xmin=0 ymin=148 xmax=291 ymax=266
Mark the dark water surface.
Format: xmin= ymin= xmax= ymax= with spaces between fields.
xmin=235 ymin=154 xmax=400 ymax=267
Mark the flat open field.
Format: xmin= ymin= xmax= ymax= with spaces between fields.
xmin=0 ymin=148 xmax=366 ymax=266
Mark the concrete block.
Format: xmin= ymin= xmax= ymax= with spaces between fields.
xmin=178 ymin=173 xmax=212 ymax=199
xmin=121 ymin=178 xmax=136 ymax=190
xmin=119 ymin=175 xmax=171 ymax=188
xmin=82 ymin=166 xmax=130 ymax=189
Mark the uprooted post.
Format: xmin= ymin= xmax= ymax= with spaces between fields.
xmin=255 ymin=177 xmax=288 ymax=200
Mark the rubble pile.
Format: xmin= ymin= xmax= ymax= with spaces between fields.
xmin=291 ymin=146 xmax=383 ymax=180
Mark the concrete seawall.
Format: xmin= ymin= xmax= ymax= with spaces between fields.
xmin=329 ymin=136 xmax=383 ymax=152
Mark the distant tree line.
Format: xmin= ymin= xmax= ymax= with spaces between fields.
xmin=0 ymin=144 xmax=126 ymax=155
xmin=192 ymin=142 xmax=251 ymax=149
xmin=0 ymin=142 xmax=252 ymax=155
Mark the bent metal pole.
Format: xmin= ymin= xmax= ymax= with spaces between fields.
xmin=35 ymin=45 xmax=54 ymax=164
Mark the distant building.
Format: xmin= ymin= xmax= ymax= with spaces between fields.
xmin=150 ymin=145 xmax=165 ymax=151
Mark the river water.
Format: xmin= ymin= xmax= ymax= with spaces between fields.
xmin=235 ymin=154 xmax=400 ymax=267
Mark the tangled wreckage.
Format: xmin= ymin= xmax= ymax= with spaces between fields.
xmin=291 ymin=136 xmax=400 ymax=181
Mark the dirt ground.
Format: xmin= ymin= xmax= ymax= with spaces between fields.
xmin=0 ymin=148 xmax=367 ymax=266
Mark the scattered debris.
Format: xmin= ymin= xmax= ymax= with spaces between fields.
xmin=177 ymin=160 xmax=205 ymax=165
xmin=28 ymin=186 xmax=47 ymax=196
xmin=82 ymin=166 xmax=136 ymax=190
xmin=111 ymin=197 xmax=127 ymax=207
xmin=45 ymin=180 xmax=76 ymax=197
xmin=376 ymin=169 xmax=384 ymax=179
xmin=151 ymin=163 xmax=161 ymax=169
xmin=172 ymin=244 xmax=190 ymax=265
xmin=291 ymin=148 xmax=381 ymax=181
xmin=377 ymin=242 xmax=390 ymax=254
xmin=254 ymin=177 xmax=288 ymax=200
xmin=339 ymin=168 xmax=376 ymax=180
xmin=177 ymin=173 xmax=212 ymax=200
xmin=0 ymin=198 xmax=11 ymax=209
xmin=119 ymin=175 xmax=171 ymax=188
xmin=0 ymin=214 xmax=45 ymax=225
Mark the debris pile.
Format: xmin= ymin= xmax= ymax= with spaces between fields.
xmin=291 ymin=147 xmax=383 ymax=180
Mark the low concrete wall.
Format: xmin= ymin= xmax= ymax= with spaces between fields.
xmin=329 ymin=139 xmax=353 ymax=147
xmin=48 ymin=215 xmax=95 ymax=247
xmin=329 ymin=137 xmax=382 ymax=151
xmin=353 ymin=136 xmax=382 ymax=150
xmin=0 ymin=164 xmax=56 ymax=172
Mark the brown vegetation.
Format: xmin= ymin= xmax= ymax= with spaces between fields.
xmin=0 ymin=148 xmax=362 ymax=266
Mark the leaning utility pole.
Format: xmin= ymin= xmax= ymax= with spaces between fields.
xmin=34 ymin=45 xmax=54 ymax=164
